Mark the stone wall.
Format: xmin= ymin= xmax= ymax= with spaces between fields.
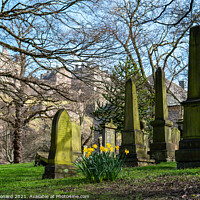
xmin=168 ymin=105 xmax=183 ymax=127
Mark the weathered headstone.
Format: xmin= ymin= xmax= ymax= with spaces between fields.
xmin=176 ymin=26 xmax=200 ymax=168
xmin=43 ymin=109 xmax=76 ymax=179
xmin=71 ymin=122 xmax=82 ymax=162
xmin=149 ymin=67 xmax=175 ymax=163
xmin=101 ymin=120 xmax=117 ymax=148
xmin=140 ymin=119 xmax=150 ymax=152
xmin=120 ymin=79 xmax=153 ymax=166
xmin=172 ymin=127 xmax=180 ymax=150
xmin=116 ymin=132 xmax=122 ymax=147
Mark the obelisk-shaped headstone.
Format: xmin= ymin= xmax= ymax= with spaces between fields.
xmin=120 ymin=79 xmax=152 ymax=166
xmin=43 ymin=109 xmax=76 ymax=179
xmin=149 ymin=67 xmax=175 ymax=163
xmin=176 ymin=26 xmax=200 ymax=168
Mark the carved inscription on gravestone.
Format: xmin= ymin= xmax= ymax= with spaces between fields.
xmin=101 ymin=122 xmax=117 ymax=147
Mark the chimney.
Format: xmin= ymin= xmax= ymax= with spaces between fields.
xmin=179 ymin=80 xmax=186 ymax=89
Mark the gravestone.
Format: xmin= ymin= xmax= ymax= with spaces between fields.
xmin=120 ymin=79 xmax=153 ymax=166
xmin=176 ymin=26 xmax=200 ymax=168
xmin=43 ymin=109 xmax=76 ymax=179
xmin=149 ymin=67 xmax=175 ymax=163
xmin=116 ymin=132 xmax=122 ymax=147
xmin=172 ymin=127 xmax=180 ymax=150
xmin=101 ymin=120 xmax=117 ymax=148
xmin=71 ymin=122 xmax=82 ymax=162
xmin=140 ymin=119 xmax=150 ymax=152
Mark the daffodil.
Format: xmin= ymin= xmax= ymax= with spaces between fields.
xmin=115 ymin=146 xmax=119 ymax=150
xmin=83 ymin=147 xmax=88 ymax=152
xmin=88 ymin=147 xmax=95 ymax=153
xmin=110 ymin=147 xmax=114 ymax=152
xmin=105 ymin=148 xmax=108 ymax=152
xmin=106 ymin=143 xmax=111 ymax=148
xmin=93 ymin=144 xmax=98 ymax=149
xmin=86 ymin=153 xmax=90 ymax=158
xmin=125 ymin=149 xmax=129 ymax=155
xmin=100 ymin=146 xmax=105 ymax=152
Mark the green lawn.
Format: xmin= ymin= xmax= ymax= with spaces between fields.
xmin=0 ymin=162 xmax=200 ymax=199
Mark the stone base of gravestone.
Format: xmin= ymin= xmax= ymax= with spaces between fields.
xmin=176 ymin=100 xmax=200 ymax=169
xmin=149 ymin=119 xmax=175 ymax=163
xmin=149 ymin=143 xmax=175 ymax=163
xmin=176 ymin=140 xmax=200 ymax=169
xmin=43 ymin=164 xmax=76 ymax=179
xmin=176 ymin=139 xmax=200 ymax=169
xmin=120 ymin=130 xmax=155 ymax=167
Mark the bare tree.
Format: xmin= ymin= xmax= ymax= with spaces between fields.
xmin=70 ymin=0 xmax=200 ymax=93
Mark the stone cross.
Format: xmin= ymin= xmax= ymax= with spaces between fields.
xmin=120 ymin=79 xmax=153 ymax=166
xmin=149 ymin=67 xmax=175 ymax=163
xmin=176 ymin=26 xmax=200 ymax=168
xmin=43 ymin=109 xmax=76 ymax=179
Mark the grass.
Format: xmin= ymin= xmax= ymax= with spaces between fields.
xmin=0 ymin=162 xmax=200 ymax=199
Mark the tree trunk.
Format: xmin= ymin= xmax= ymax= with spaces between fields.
xmin=13 ymin=128 xmax=23 ymax=163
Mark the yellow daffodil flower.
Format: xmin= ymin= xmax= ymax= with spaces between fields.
xmin=115 ymin=146 xmax=119 ymax=150
xmin=83 ymin=148 xmax=88 ymax=152
xmin=93 ymin=144 xmax=98 ymax=149
xmin=125 ymin=149 xmax=129 ymax=155
xmin=88 ymin=147 xmax=94 ymax=153
xmin=106 ymin=143 xmax=111 ymax=148
xmin=105 ymin=148 xmax=108 ymax=152
xmin=86 ymin=153 xmax=90 ymax=158
xmin=110 ymin=147 xmax=114 ymax=152
xmin=100 ymin=146 xmax=105 ymax=152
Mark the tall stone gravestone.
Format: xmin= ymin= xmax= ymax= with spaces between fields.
xmin=176 ymin=26 xmax=200 ymax=168
xmin=120 ymin=79 xmax=152 ymax=166
xmin=149 ymin=67 xmax=175 ymax=163
xmin=43 ymin=109 xmax=76 ymax=179
xmin=101 ymin=120 xmax=117 ymax=148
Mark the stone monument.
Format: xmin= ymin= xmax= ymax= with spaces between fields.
xmin=101 ymin=120 xmax=117 ymax=148
xmin=43 ymin=109 xmax=76 ymax=179
xmin=71 ymin=122 xmax=82 ymax=162
xmin=176 ymin=26 xmax=200 ymax=168
xmin=172 ymin=127 xmax=180 ymax=150
xmin=140 ymin=119 xmax=150 ymax=152
xmin=149 ymin=67 xmax=175 ymax=163
xmin=120 ymin=79 xmax=153 ymax=166
xmin=116 ymin=132 xmax=122 ymax=147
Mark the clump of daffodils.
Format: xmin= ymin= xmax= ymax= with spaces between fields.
xmin=74 ymin=143 xmax=129 ymax=183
